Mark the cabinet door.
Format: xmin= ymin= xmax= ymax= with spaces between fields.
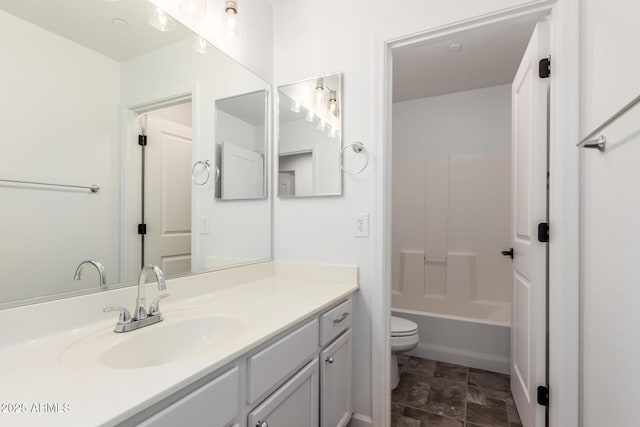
xmin=139 ymin=367 xmax=240 ymax=427
xmin=248 ymin=359 xmax=319 ymax=427
xmin=321 ymin=329 xmax=352 ymax=427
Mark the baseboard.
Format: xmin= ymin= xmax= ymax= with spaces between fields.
xmin=347 ymin=413 xmax=373 ymax=427
xmin=408 ymin=342 xmax=510 ymax=374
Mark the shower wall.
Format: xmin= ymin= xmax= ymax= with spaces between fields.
xmin=392 ymin=85 xmax=512 ymax=322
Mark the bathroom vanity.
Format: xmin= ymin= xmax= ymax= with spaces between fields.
xmin=0 ymin=262 xmax=357 ymax=427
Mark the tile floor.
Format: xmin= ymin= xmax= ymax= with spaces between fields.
xmin=391 ymin=355 xmax=522 ymax=427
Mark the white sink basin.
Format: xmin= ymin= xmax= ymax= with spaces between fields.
xmin=60 ymin=311 xmax=243 ymax=370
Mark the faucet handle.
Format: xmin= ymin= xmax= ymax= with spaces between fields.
xmin=148 ymin=294 xmax=169 ymax=316
xmin=103 ymin=306 xmax=132 ymax=324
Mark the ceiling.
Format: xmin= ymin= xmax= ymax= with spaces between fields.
xmin=216 ymin=91 xmax=268 ymax=126
xmin=0 ymin=0 xmax=193 ymax=62
xmin=393 ymin=16 xmax=544 ymax=102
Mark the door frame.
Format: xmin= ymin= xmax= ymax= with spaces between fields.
xmin=120 ymin=91 xmax=194 ymax=284
xmin=370 ymin=0 xmax=580 ymax=426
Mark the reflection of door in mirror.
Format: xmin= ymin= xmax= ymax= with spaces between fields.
xmin=141 ymin=105 xmax=193 ymax=277
xmin=221 ymin=142 xmax=264 ymax=199
xmin=278 ymin=152 xmax=313 ymax=196
xmin=278 ymin=171 xmax=296 ymax=196
xmin=215 ymin=90 xmax=268 ymax=200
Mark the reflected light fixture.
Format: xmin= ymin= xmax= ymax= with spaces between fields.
xmin=315 ymin=78 xmax=325 ymax=104
xmin=192 ymin=36 xmax=207 ymax=54
xmin=328 ymin=90 xmax=337 ymax=115
xmin=225 ymin=0 xmax=239 ymax=40
xmin=180 ymin=0 xmax=206 ymax=16
xmin=305 ymin=110 xmax=315 ymax=122
xmin=148 ymin=4 xmax=176 ymax=32
xmin=317 ymin=120 xmax=327 ymax=131
xmin=291 ymin=100 xmax=301 ymax=113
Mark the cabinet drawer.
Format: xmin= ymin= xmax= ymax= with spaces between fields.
xmin=139 ymin=367 xmax=239 ymax=427
xmin=320 ymin=299 xmax=352 ymax=346
xmin=248 ymin=319 xmax=318 ymax=404
xmin=248 ymin=359 xmax=319 ymax=427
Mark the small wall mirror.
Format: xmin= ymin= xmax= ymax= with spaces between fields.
xmin=215 ymin=90 xmax=268 ymax=200
xmin=277 ymin=73 xmax=342 ymax=197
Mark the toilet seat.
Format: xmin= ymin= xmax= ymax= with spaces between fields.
xmin=391 ymin=316 xmax=418 ymax=337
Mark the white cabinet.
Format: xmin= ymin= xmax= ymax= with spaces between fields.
xmin=138 ymin=367 xmax=240 ymax=427
xmin=248 ymin=319 xmax=318 ymax=404
xmin=248 ymin=359 xmax=319 ymax=427
xmin=320 ymin=329 xmax=353 ymax=427
xmin=134 ymin=296 xmax=354 ymax=427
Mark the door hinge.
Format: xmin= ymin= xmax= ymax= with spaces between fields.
xmin=539 ymin=57 xmax=551 ymax=79
xmin=537 ymin=385 xmax=549 ymax=406
xmin=138 ymin=135 xmax=147 ymax=146
xmin=537 ymin=222 xmax=549 ymax=243
xmin=138 ymin=224 xmax=147 ymax=235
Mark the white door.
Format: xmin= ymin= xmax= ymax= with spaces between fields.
xmin=221 ymin=141 xmax=264 ymax=199
xmin=510 ymin=20 xmax=549 ymax=427
xmin=144 ymin=114 xmax=193 ymax=276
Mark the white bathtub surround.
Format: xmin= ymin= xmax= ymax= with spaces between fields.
xmin=0 ymin=261 xmax=358 ymax=427
xmin=392 ymin=85 xmax=512 ymax=321
xmin=392 ymin=308 xmax=510 ymax=374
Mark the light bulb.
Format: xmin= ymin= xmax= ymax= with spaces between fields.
xmin=317 ymin=120 xmax=326 ymax=131
xmin=290 ymin=100 xmax=301 ymax=113
xmin=227 ymin=14 xmax=237 ymax=40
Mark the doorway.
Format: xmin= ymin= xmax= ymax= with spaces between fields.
xmin=387 ymin=14 xmax=550 ymax=427
xmin=131 ymin=99 xmax=193 ymax=278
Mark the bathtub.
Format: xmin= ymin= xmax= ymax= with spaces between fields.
xmin=392 ymin=306 xmax=511 ymax=374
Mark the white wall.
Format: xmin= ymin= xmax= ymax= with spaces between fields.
xmin=120 ymin=39 xmax=271 ymax=278
xmin=580 ymin=1 xmax=640 ymax=426
xmin=272 ymin=0 xmax=540 ymax=421
xmin=0 ymin=10 xmax=121 ymax=303
xmin=392 ymin=85 xmax=512 ymax=318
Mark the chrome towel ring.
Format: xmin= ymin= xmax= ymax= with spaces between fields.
xmin=340 ymin=141 xmax=369 ymax=174
xmin=192 ymin=160 xmax=212 ymax=186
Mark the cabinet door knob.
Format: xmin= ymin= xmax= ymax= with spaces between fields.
xmin=256 ymin=421 xmax=268 ymax=427
xmin=325 ymin=356 xmax=334 ymax=364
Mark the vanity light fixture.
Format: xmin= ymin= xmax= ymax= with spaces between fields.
xmin=315 ymin=78 xmax=325 ymax=104
xmin=224 ymin=0 xmax=240 ymax=41
xmin=225 ymin=0 xmax=238 ymax=15
xmin=148 ymin=5 xmax=176 ymax=32
xmin=328 ymin=90 xmax=338 ymax=115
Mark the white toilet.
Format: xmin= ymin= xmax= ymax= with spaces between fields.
xmin=390 ymin=316 xmax=419 ymax=389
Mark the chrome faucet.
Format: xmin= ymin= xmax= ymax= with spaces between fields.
xmin=103 ymin=264 xmax=169 ymax=333
xmin=74 ymin=260 xmax=107 ymax=289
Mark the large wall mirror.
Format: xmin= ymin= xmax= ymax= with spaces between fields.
xmin=0 ymin=0 xmax=271 ymax=308
xmin=277 ymin=73 xmax=342 ymax=197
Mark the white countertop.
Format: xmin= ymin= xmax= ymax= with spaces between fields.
xmin=0 ymin=261 xmax=358 ymax=426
